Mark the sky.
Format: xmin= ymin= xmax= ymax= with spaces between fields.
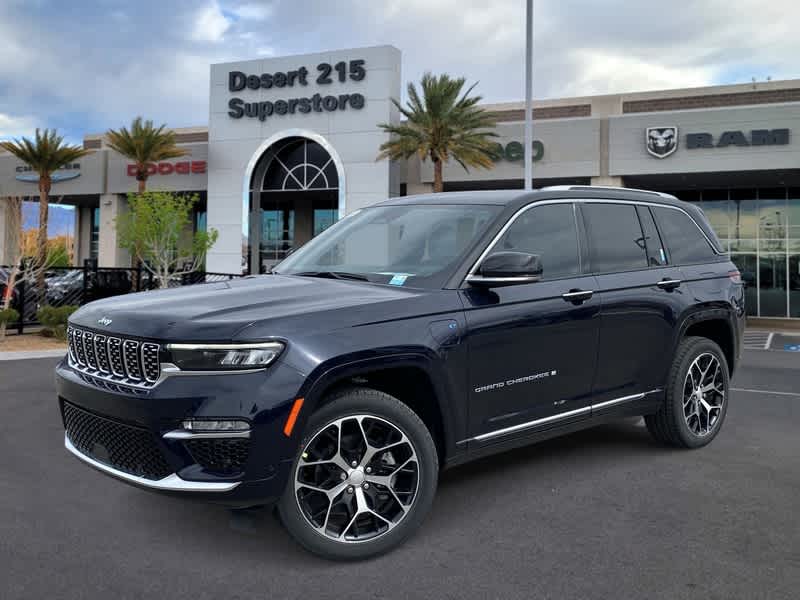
xmin=1 ymin=0 xmax=800 ymax=144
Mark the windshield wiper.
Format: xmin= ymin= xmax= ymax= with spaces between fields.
xmin=292 ymin=271 xmax=371 ymax=282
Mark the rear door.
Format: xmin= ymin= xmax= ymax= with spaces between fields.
xmin=462 ymin=202 xmax=600 ymax=445
xmin=580 ymin=202 xmax=686 ymax=408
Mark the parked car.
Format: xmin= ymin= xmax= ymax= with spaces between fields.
xmin=44 ymin=269 xmax=85 ymax=305
xmin=0 ymin=267 xmax=36 ymax=316
xmin=84 ymin=269 xmax=133 ymax=302
xmin=0 ymin=267 xmax=16 ymax=305
xmin=56 ymin=186 xmax=744 ymax=560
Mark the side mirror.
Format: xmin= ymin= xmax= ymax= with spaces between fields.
xmin=467 ymin=251 xmax=543 ymax=287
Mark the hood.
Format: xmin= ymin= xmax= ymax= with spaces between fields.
xmin=69 ymin=274 xmax=429 ymax=341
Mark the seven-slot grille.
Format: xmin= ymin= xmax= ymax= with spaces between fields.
xmin=62 ymin=401 xmax=172 ymax=481
xmin=67 ymin=326 xmax=161 ymax=387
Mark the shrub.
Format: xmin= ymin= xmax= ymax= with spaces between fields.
xmin=0 ymin=308 xmax=19 ymax=325
xmin=37 ymin=305 xmax=78 ymax=340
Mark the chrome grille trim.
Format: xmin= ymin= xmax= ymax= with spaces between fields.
xmin=94 ymin=334 xmax=110 ymax=373
xmin=123 ymin=340 xmax=142 ymax=380
xmin=141 ymin=343 xmax=160 ymax=383
xmin=66 ymin=326 xmax=161 ymax=390
xmin=108 ymin=337 xmax=125 ymax=377
xmin=83 ymin=331 xmax=97 ymax=370
xmin=67 ymin=328 xmax=78 ymax=364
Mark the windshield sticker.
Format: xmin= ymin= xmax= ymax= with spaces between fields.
xmin=388 ymin=274 xmax=409 ymax=286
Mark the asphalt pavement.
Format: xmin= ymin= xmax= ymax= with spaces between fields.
xmin=1 ymin=351 xmax=798 ymax=599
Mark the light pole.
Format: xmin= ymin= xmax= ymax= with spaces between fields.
xmin=524 ymin=0 xmax=533 ymax=190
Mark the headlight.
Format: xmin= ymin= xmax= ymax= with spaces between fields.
xmin=165 ymin=341 xmax=285 ymax=371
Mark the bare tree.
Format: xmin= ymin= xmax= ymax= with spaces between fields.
xmin=1 ymin=195 xmax=70 ymax=341
xmin=1 ymin=196 xmax=23 ymax=341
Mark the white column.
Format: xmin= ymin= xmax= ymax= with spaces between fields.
xmin=98 ymin=194 xmax=131 ymax=267
xmin=590 ymin=176 xmax=624 ymax=187
xmin=404 ymin=157 xmax=433 ymax=195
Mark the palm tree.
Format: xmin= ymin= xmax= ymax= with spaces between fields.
xmin=0 ymin=129 xmax=90 ymax=290
xmin=377 ymin=73 xmax=497 ymax=193
xmin=106 ymin=117 xmax=188 ymax=192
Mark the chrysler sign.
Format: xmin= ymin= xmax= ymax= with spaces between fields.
xmin=15 ymin=162 xmax=81 ymax=183
xmin=646 ymin=127 xmax=790 ymax=158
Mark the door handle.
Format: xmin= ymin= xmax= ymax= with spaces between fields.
xmin=562 ymin=289 xmax=594 ymax=303
xmin=656 ymin=278 xmax=682 ymax=290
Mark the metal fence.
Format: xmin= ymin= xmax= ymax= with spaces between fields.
xmin=0 ymin=263 xmax=243 ymax=334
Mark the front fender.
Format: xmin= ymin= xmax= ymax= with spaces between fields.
xmin=287 ymin=347 xmax=466 ymax=465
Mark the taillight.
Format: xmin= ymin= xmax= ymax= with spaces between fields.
xmin=728 ymin=270 xmax=742 ymax=283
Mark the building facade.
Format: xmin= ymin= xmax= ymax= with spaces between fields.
xmin=2 ymin=45 xmax=800 ymax=317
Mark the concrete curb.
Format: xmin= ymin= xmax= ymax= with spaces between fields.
xmin=0 ymin=350 xmax=66 ymax=361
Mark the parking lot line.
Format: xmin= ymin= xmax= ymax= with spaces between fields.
xmin=732 ymin=387 xmax=800 ymax=397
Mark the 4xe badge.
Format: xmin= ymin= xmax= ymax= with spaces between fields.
xmin=646 ymin=126 xmax=678 ymax=158
xmin=97 ymin=317 xmax=113 ymax=326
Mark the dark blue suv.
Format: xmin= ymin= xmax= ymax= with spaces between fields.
xmin=56 ymin=186 xmax=744 ymax=559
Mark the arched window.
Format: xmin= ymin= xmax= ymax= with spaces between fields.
xmin=248 ymin=136 xmax=341 ymax=273
xmin=261 ymin=138 xmax=339 ymax=191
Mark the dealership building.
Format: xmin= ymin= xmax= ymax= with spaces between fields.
xmin=2 ymin=45 xmax=800 ymax=317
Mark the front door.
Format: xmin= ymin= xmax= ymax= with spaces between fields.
xmin=462 ymin=202 xmax=600 ymax=445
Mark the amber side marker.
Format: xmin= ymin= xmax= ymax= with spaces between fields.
xmin=283 ymin=398 xmax=305 ymax=437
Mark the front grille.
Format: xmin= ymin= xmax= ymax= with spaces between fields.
xmin=63 ymin=401 xmax=172 ymax=480
xmin=185 ymin=438 xmax=250 ymax=474
xmin=94 ymin=334 xmax=110 ymax=373
xmin=67 ymin=326 xmax=161 ymax=389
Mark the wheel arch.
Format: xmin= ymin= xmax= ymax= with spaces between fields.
xmin=676 ymin=307 xmax=738 ymax=375
xmin=296 ymin=352 xmax=456 ymax=466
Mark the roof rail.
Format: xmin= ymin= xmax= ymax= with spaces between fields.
xmin=540 ymin=185 xmax=677 ymax=200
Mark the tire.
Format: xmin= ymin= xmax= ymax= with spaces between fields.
xmin=277 ymin=387 xmax=439 ymax=560
xmin=645 ymin=336 xmax=730 ymax=449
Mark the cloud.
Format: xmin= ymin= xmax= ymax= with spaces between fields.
xmin=1 ymin=0 xmax=799 ymax=141
xmin=0 ymin=113 xmax=41 ymax=141
xmin=230 ymin=2 xmax=273 ymax=21
xmin=190 ymin=1 xmax=232 ymax=42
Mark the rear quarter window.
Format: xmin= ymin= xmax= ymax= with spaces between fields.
xmin=652 ymin=206 xmax=718 ymax=265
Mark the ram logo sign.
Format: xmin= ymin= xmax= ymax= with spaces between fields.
xmin=645 ymin=126 xmax=678 ymax=159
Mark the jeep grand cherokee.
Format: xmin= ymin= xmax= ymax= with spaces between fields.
xmin=56 ymin=186 xmax=744 ymax=560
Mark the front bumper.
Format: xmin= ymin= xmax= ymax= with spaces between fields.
xmin=64 ymin=434 xmax=240 ymax=492
xmin=55 ymin=357 xmax=308 ymax=507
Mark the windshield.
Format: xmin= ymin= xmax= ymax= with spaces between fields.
xmin=274 ymin=204 xmax=502 ymax=288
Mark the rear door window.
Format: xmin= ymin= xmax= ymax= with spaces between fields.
xmin=582 ymin=203 xmax=648 ymax=273
xmin=652 ymin=206 xmax=717 ymax=265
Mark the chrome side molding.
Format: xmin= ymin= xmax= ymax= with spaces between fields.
xmin=463 ymin=388 xmax=662 ymax=444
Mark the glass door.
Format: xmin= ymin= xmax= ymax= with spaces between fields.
xmin=758 ymin=254 xmax=787 ymax=317
xmin=260 ymin=208 xmax=295 ymax=273
xmin=758 ymin=189 xmax=789 ymax=317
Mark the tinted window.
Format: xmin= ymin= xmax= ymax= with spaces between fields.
xmin=652 ymin=206 xmax=717 ymax=264
xmin=492 ymin=203 xmax=579 ymax=279
xmin=583 ymin=203 xmax=648 ymax=272
xmin=637 ymin=206 xmax=667 ymax=266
